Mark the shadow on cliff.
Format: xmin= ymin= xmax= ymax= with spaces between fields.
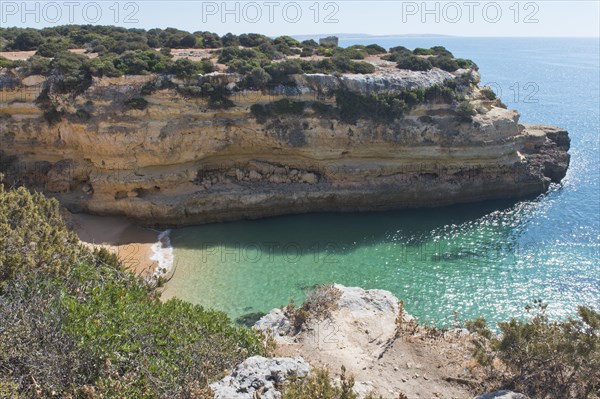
xmin=170 ymin=198 xmax=526 ymax=255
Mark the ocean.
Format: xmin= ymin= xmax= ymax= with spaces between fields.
xmin=161 ymin=37 xmax=599 ymax=327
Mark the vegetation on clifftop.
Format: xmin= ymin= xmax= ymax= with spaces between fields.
xmin=0 ymin=184 xmax=264 ymax=398
xmin=1 ymin=26 xmax=476 ymax=94
xmin=250 ymin=80 xmax=465 ymax=124
xmin=0 ymin=26 xmax=482 ymax=123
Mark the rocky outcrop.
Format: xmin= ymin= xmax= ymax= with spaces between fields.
xmin=254 ymin=285 xmax=406 ymax=385
xmin=209 ymin=356 xmax=309 ymax=399
xmin=475 ymin=391 xmax=530 ymax=399
xmin=0 ymin=63 xmax=570 ymax=226
xmin=231 ymin=285 xmax=530 ymax=398
xmin=253 ymin=284 xmax=479 ymax=398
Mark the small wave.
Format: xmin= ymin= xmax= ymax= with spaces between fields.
xmin=149 ymin=229 xmax=174 ymax=281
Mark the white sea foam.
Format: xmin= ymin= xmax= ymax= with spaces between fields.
xmin=149 ymin=229 xmax=174 ymax=281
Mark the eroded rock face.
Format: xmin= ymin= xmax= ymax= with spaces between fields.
xmin=209 ymin=356 xmax=310 ymax=399
xmin=0 ymin=68 xmax=570 ymax=226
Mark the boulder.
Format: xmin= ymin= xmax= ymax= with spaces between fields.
xmin=210 ymin=356 xmax=310 ymax=399
xmin=248 ymin=170 xmax=262 ymax=181
xmin=300 ymin=172 xmax=318 ymax=184
xmin=475 ymin=391 xmax=530 ymax=399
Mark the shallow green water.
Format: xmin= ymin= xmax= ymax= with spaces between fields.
xmin=161 ymin=37 xmax=599 ymax=326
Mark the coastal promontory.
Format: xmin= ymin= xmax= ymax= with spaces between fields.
xmin=0 ymin=39 xmax=569 ymax=225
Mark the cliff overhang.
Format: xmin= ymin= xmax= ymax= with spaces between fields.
xmin=0 ymin=66 xmax=570 ymax=226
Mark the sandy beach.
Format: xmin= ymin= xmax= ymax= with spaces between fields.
xmin=68 ymin=212 xmax=161 ymax=279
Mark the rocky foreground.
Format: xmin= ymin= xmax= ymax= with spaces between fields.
xmin=210 ymin=284 xmax=529 ymax=399
xmin=0 ymin=59 xmax=569 ymax=226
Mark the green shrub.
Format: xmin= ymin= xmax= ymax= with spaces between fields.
xmin=300 ymin=48 xmax=314 ymax=57
xmin=124 ymin=97 xmax=149 ymax=110
xmin=11 ymin=29 xmax=44 ymax=50
xmin=389 ymin=45 xmax=411 ymax=55
xmin=25 ymin=55 xmax=51 ymax=74
xmin=0 ymin=56 xmax=15 ymax=69
xmin=239 ymin=33 xmax=273 ymax=47
xmin=396 ymin=55 xmax=432 ymax=71
xmin=282 ymin=367 xmax=359 ymax=399
xmin=0 ymin=185 xmax=82 ymax=289
xmin=221 ymin=32 xmax=240 ymax=47
xmin=218 ymin=46 xmax=261 ymax=64
xmin=177 ymin=83 xmax=234 ymax=108
xmin=274 ymin=36 xmax=301 ymax=47
xmin=425 ymin=83 xmax=457 ymax=103
xmin=0 ymin=184 xmax=264 ymax=397
xmin=265 ymin=59 xmax=304 ymax=83
xmin=250 ymin=99 xmax=306 ymax=123
xmin=466 ymin=301 xmax=600 ymax=399
xmin=365 ymin=44 xmax=387 ymax=55
xmin=35 ymin=41 xmax=68 ymax=57
xmin=481 ymin=88 xmax=497 ymax=100
xmin=430 ymin=45 xmax=453 ymax=57
xmin=336 ymin=90 xmax=409 ymax=123
xmin=88 ymin=55 xmax=121 ymax=77
xmin=430 ymin=56 xmax=459 ymax=72
xmin=413 ymin=47 xmax=434 ymax=56
xmin=114 ymin=50 xmax=172 ymax=75
xmin=331 ymin=57 xmax=375 ymax=74
xmin=455 ymin=58 xmax=476 ymax=69
xmin=245 ymin=66 xmax=272 ymax=89
xmin=197 ymin=31 xmax=222 ymax=48
xmin=334 ymin=46 xmax=368 ymax=60
xmin=168 ymin=58 xmax=214 ymax=78
xmin=301 ymin=39 xmax=319 ymax=49
xmin=48 ymin=51 xmax=92 ymax=93
xmin=456 ymin=100 xmax=476 ymax=121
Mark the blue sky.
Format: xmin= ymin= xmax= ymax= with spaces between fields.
xmin=1 ymin=1 xmax=599 ymax=37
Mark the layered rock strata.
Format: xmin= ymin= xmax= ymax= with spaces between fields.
xmin=0 ymin=65 xmax=569 ymax=226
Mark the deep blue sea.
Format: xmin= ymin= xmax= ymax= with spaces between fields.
xmin=162 ymin=37 xmax=599 ymax=327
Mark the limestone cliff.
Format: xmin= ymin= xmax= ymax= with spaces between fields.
xmin=0 ymin=62 xmax=570 ymax=226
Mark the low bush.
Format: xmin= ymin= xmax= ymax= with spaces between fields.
xmin=25 ymin=55 xmax=51 ymax=74
xmin=0 ymin=56 xmax=16 ymax=69
xmin=244 ymin=66 xmax=272 ymax=89
xmin=395 ymin=55 xmax=432 ymax=71
xmin=389 ymin=45 xmax=412 ymax=55
xmin=0 ymin=184 xmax=265 ymax=398
xmin=48 ymin=51 xmax=92 ymax=93
xmin=480 ymin=88 xmax=497 ymax=100
xmin=282 ymin=367 xmax=359 ymax=399
xmin=35 ymin=41 xmax=68 ymax=57
xmin=413 ymin=47 xmax=434 ymax=56
xmin=250 ymin=99 xmax=307 ymax=123
xmin=274 ymin=36 xmax=301 ymax=47
xmin=238 ymin=33 xmax=273 ymax=48
xmin=168 ymin=57 xmax=214 ymax=78
xmin=430 ymin=56 xmax=460 ymax=72
xmin=177 ymin=82 xmax=234 ymax=108
xmin=336 ymin=90 xmax=410 ymax=123
xmin=456 ymin=99 xmax=476 ymax=121
xmin=466 ymin=301 xmax=600 ymax=399
xmin=124 ymin=97 xmax=149 ymax=110
xmin=365 ymin=44 xmax=387 ymax=55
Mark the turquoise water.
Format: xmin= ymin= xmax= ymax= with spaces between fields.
xmin=161 ymin=38 xmax=599 ymax=326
